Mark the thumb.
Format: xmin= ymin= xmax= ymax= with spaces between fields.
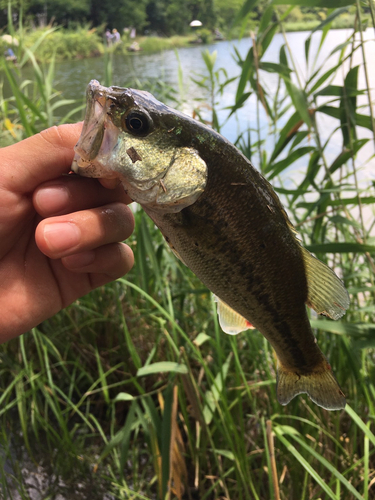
xmin=1 ymin=123 xmax=83 ymax=193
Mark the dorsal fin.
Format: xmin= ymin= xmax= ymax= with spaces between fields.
xmin=301 ymin=247 xmax=350 ymax=320
xmin=214 ymin=295 xmax=255 ymax=335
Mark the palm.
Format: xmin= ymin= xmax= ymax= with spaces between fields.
xmin=0 ymin=124 xmax=134 ymax=342
xmin=1 ymin=212 xmax=85 ymax=330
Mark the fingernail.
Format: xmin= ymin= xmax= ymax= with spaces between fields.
xmin=35 ymin=186 xmax=70 ymax=214
xmin=63 ymin=251 xmax=95 ymax=268
xmin=43 ymin=222 xmax=81 ymax=253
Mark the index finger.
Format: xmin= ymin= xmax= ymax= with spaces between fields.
xmin=1 ymin=123 xmax=83 ymax=193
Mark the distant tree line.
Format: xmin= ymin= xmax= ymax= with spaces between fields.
xmin=0 ymin=0 xmax=217 ymax=35
xmin=0 ymin=0 xmax=360 ymax=36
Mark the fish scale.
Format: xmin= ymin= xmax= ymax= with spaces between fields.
xmin=72 ymin=80 xmax=350 ymax=411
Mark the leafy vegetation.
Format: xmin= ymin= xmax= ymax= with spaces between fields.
xmin=0 ymin=0 xmax=374 ymax=499
xmin=1 ymin=0 xmax=370 ymax=36
xmin=0 ymin=0 xmax=216 ymax=34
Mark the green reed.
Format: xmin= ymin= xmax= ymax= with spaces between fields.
xmin=0 ymin=0 xmax=374 ymax=499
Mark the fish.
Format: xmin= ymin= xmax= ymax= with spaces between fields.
xmin=72 ymin=80 xmax=350 ymax=411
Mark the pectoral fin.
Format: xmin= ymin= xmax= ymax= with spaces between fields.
xmin=214 ymin=295 xmax=255 ymax=335
xmin=301 ymin=247 xmax=350 ymax=320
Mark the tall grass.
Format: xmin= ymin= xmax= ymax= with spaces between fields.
xmin=0 ymin=0 xmax=374 ymax=499
xmin=23 ymin=25 xmax=103 ymax=62
xmin=0 ymin=22 xmax=84 ymax=146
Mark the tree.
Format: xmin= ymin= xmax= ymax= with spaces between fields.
xmin=90 ymin=0 xmax=148 ymax=32
xmin=27 ymin=0 xmax=91 ymax=26
xmin=189 ymin=0 xmax=216 ymax=29
xmin=146 ymin=0 xmax=191 ymax=35
xmin=146 ymin=0 xmax=217 ymax=36
xmin=214 ymin=0 xmax=243 ymax=29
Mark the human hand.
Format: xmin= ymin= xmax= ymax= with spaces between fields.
xmin=0 ymin=123 xmax=134 ymax=343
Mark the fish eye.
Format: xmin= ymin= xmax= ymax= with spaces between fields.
xmin=123 ymin=111 xmax=151 ymax=135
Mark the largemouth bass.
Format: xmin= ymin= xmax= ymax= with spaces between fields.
xmin=72 ymin=80 xmax=350 ymax=410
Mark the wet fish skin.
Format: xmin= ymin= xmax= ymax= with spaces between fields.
xmin=72 ymin=80 xmax=350 ymax=411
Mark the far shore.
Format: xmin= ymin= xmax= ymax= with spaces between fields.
xmin=0 ymin=15 xmax=360 ymax=65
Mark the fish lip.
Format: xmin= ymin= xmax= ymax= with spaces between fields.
xmin=87 ymin=79 xmax=102 ymax=99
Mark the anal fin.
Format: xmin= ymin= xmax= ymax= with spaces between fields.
xmin=214 ymin=295 xmax=255 ymax=335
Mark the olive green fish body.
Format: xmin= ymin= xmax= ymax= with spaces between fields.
xmin=145 ymin=147 xmax=318 ymax=372
xmin=72 ymin=80 xmax=350 ymax=410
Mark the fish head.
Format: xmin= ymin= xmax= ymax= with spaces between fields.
xmin=72 ymin=80 xmax=207 ymax=213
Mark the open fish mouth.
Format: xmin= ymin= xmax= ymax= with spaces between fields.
xmin=74 ymin=81 xmax=107 ymax=161
xmin=72 ymin=80 xmax=120 ymax=179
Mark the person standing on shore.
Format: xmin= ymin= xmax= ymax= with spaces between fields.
xmin=112 ymin=29 xmax=121 ymax=44
xmin=105 ymin=29 xmax=112 ymax=45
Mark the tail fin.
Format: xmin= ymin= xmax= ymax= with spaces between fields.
xmin=276 ymin=364 xmax=346 ymax=411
